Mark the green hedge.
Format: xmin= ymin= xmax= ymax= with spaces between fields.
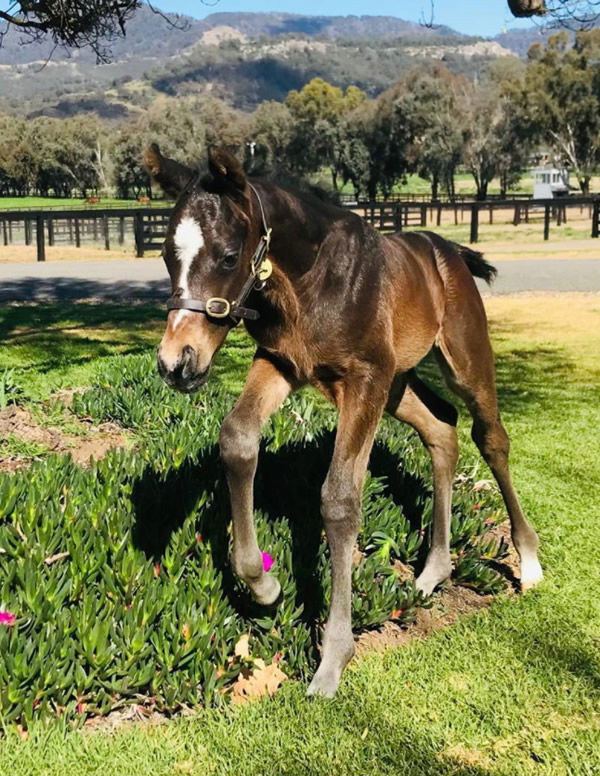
xmin=0 ymin=355 xmax=508 ymax=726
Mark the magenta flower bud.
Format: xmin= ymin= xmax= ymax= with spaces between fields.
xmin=262 ymin=552 xmax=274 ymax=573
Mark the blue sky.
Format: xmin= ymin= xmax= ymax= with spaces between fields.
xmin=156 ymin=0 xmax=538 ymax=37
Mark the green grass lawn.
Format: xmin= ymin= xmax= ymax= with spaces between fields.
xmin=0 ymin=296 xmax=599 ymax=775
xmin=0 ymin=197 xmax=171 ymax=211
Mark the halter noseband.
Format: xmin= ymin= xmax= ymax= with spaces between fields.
xmin=166 ymin=183 xmax=272 ymax=324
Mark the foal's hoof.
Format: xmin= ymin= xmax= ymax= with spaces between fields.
xmin=307 ymin=669 xmax=340 ymax=699
xmin=415 ymin=562 xmax=453 ymax=596
xmin=252 ymin=575 xmax=281 ymax=607
xmin=520 ymin=557 xmax=543 ymax=593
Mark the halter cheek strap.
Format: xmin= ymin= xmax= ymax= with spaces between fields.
xmin=166 ymin=183 xmax=272 ymax=324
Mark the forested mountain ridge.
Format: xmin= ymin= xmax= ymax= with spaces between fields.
xmin=0 ymin=7 xmax=550 ymax=118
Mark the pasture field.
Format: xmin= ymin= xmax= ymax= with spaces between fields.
xmin=0 ymin=293 xmax=599 ymax=774
xmin=0 ymin=197 xmax=168 ymax=211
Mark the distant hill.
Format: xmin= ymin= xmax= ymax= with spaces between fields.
xmin=199 ymin=12 xmax=462 ymax=40
xmin=0 ymin=7 xmax=552 ymax=119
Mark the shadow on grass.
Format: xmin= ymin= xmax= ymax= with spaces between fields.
xmin=0 ymin=277 xmax=167 ymax=304
xmin=129 ymin=434 xmax=600 ymax=708
xmin=131 ymin=434 xmax=429 ymax=625
xmin=416 ymin=342 xmax=578 ymax=416
xmin=0 ymin=303 xmax=165 ymax=373
xmin=0 ymin=303 xmax=257 ymax=386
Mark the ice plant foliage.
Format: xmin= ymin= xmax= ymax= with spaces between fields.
xmin=0 ymin=354 xmax=508 ymax=727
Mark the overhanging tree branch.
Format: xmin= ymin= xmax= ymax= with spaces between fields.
xmin=0 ymin=1 xmax=188 ymax=62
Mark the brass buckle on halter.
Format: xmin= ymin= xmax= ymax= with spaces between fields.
xmin=205 ymin=297 xmax=231 ymax=319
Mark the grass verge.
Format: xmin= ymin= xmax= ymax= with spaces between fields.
xmin=0 ymin=294 xmax=599 ymax=774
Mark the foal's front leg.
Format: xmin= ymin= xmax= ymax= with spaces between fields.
xmin=220 ymin=356 xmax=293 ymax=605
xmin=307 ymin=378 xmax=387 ymax=698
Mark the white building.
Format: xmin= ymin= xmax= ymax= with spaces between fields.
xmin=532 ymin=167 xmax=570 ymax=199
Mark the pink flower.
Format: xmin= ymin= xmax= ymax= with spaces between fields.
xmin=0 ymin=611 xmax=16 ymax=627
xmin=262 ymin=552 xmax=274 ymax=573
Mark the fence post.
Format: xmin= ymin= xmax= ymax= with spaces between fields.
xmin=592 ymin=201 xmax=599 ymax=238
xmin=119 ymin=216 xmax=125 ymax=245
xmin=74 ymin=217 xmax=81 ymax=248
xmin=2 ymin=219 xmax=8 ymax=246
xmin=437 ymin=204 xmax=442 ymax=226
xmin=25 ymin=218 xmax=32 ymax=245
xmin=103 ymin=213 xmax=110 ymax=250
xmin=420 ymin=204 xmax=427 ymax=227
xmin=134 ymin=212 xmax=145 ymax=257
xmin=36 ymin=214 xmax=45 ymax=262
xmin=47 ymin=217 xmax=54 ymax=246
xmin=543 ymin=204 xmax=551 ymax=241
xmin=470 ymin=203 xmax=479 ymax=244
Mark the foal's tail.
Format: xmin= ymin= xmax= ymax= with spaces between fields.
xmin=451 ymin=242 xmax=497 ymax=285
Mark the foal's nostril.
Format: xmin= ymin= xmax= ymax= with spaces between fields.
xmin=156 ymin=349 xmax=167 ymax=378
xmin=180 ymin=345 xmax=197 ymax=379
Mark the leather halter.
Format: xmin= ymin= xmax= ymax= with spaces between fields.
xmin=166 ymin=183 xmax=272 ymax=324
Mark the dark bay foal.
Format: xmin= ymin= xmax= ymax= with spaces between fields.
xmin=145 ymin=144 xmax=543 ymax=697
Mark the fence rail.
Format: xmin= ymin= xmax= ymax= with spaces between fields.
xmin=352 ymin=196 xmax=600 ymax=243
xmin=2 ymin=196 xmax=600 ymax=262
xmin=337 ymin=192 xmax=535 ymax=205
xmin=0 ymin=207 xmax=172 ymax=261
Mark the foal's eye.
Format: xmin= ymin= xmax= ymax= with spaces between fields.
xmin=221 ymin=251 xmax=239 ymax=270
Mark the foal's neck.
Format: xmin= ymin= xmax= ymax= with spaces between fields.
xmin=251 ymin=180 xmax=334 ymax=278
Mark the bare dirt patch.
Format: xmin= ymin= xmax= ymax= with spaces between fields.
xmin=0 ymin=404 xmax=127 ymax=472
xmin=355 ymin=522 xmax=520 ymax=657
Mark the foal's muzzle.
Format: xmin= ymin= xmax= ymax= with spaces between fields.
xmin=156 ymin=345 xmax=210 ymax=394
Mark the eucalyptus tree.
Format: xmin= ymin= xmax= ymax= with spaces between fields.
xmin=249 ymin=100 xmax=295 ymax=173
xmin=285 ymin=78 xmax=367 ymax=190
xmin=397 ymin=65 xmax=465 ymax=200
xmin=519 ymin=29 xmax=600 ymax=193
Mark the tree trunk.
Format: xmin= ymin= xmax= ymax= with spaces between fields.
xmin=500 ymin=171 xmax=507 ymax=199
xmin=476 ymin=179 xmax=489 ymax=201
xmin=579 ymin=176 xmax=590 ymax=195
xmin=431 ymin=172 xmax=439 ymax=201
xmin=331 ymin=167 xmax=339 ymax=192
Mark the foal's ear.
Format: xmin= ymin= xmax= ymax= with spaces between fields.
xmin=143 ymin=143 xmax=195 ymax=200
xmin=207 ymin=147 xmax=247 ymax=195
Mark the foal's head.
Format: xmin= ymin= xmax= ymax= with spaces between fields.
xmin=145 ymin=144 xmax=262 ymax=393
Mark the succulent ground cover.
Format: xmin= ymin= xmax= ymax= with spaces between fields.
xmin=0 ymin=338 xmax=509 ymax=728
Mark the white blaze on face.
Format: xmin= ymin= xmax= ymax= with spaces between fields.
xmin=172 ymin=215 xmax=205 ymax=327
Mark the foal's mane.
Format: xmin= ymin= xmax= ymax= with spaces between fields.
xmin=193 ymin=160 xmax=341 ymax=213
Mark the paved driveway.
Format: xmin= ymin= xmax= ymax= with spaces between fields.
xmin=0 ymin=258 xmax=599 ymax=303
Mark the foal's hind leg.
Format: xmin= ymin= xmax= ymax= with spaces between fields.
xmin=435 ymin=305 xmax=542 ymax=592
xmin=387 ymin=373 xmax=459 ymax=595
